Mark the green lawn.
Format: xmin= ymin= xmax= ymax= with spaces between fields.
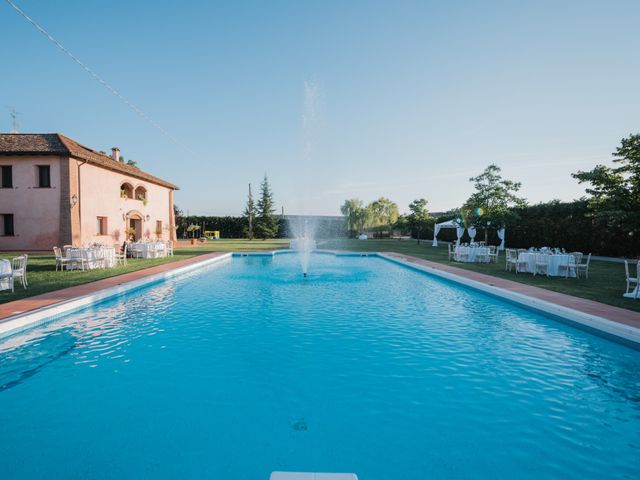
xmin=317 ymin=238 xmax=640 ymax=313
xmin=0 ymin=239 xmax=289 ymax=304
xmin=1 ymin=237 xmax=638 ymax=314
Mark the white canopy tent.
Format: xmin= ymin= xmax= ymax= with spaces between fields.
xmin=432 ymin=220 xmax=465 ymax=247
xmin=432 ymin=220 xmax=506 ymax=250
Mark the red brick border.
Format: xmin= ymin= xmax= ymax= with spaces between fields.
xmin=2 ymin=250 xmax=638 ymax=333
xmin=384 ymin=252 xmax=640 ymax=329
xmin=0 ymin=252 xmax=227 ymax=322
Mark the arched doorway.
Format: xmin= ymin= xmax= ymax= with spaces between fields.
xmin=125 ymin=210 xmax=143 ymax=241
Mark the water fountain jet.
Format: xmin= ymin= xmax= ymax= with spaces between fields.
xmin=289 ymin=218 xmax=318 ymax=277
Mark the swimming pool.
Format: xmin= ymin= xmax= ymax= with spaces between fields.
xmin=0 ymin=253 xmax=638 ymax=479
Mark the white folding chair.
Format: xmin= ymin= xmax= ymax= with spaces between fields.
xmin=505 ymin=249 xmax=516 ymax=271
xmin=624 ymin=260 xmax=639 ymax=296
xmin=558 ymin=255 xmax=577 ymax=279
xmin=115 ymin=244 xmax=128 ymax=266
xmin=447 ymin=243 xmax=455 ymax=261
xmin=53 ymin=246 xmax=71 ymax=272
xmin=455 ymin=246 xmax=468 ymax=262
xmin=570 ymin=252 xmax=583 ymax=265
xmin=487 ymin=245 xmax=499 ymax=263
xmin=576 ymin=253 xmax=591 ymax=279
xmin=69 ymin=249 xmax=89 ymax=271
xmin=11 ymin=255 xmax=28 ymax=289
xmin=534 ymin=254 xmax=549 ymax=277
xmin=0 ymin=261 xmax=14 ymax=293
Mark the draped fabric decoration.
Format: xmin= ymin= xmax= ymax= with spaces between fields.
xmin=456 ymin=226 xmax=465 ymax=246
xmin=497 ymin=228 xmax=506 ymax=250
xmin=467 ymin=226 xmax=477 ymax=242
xmin=432 ymin=223 xmax=442 ymax=247
xmin=432 ymin=219 xmax=464 ymax=247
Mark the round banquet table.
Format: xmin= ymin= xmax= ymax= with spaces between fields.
xmin=454 ymin=246 xmax=490 ymax=263
xmin=518 ymin=252 xmax=576 ymax=277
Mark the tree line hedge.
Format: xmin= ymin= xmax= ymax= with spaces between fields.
xmin=177 ymin=201 xmax=637 ymax=257
xmin=431 ymin=200 xmax=637 ymax=258
xmin=177 ymin=215 xmax=346 ymax=240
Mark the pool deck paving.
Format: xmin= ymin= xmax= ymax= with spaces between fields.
xmin=384 ymin=252 xmax=640 ymax=330
xmin=1 ymin=250 xmax=639 ymax=336
xmin=0 ymin=252 xmax=227 ymax=322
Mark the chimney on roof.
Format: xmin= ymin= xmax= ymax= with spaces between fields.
xmin=111 ymin=147 xmax=121 ymax=162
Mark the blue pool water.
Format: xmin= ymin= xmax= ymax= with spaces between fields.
xmin=0 ymin=253 xmax=639 ymax=479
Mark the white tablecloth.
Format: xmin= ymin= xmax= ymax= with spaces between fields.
xmin=455 ymin=246 xmax=490 ymax=263
xmin=518 ymin=252 xmax=576 ymax=277
xmin=130 ymin=242 xmax=167 ymax=259
xmin=0 ymin=259 xmax=11 ymax=291
xmin=67 ymin=247 xmax=116 ymax=270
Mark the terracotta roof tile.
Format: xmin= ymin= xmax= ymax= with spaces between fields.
xmin=0 ymin=133 xmax=67 ymax=154
xmin=0 ymin=133 xmax=178 ymax=189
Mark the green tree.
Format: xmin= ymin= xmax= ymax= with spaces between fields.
xmin=353 ymin=205 xmax=372 ymax=233
xmin=407 ymin=198 xmax=432 ymax=244
xmin=340 ymin=198 xmax=364 ymax=236
xmin=369 ymin=197 xmax=399 ymax=231
xmin=254 ymin=174 xmax=278 ymax=239
xmin=173 ymin=204 xmax=184 ymax=237
xmin=393 ymin=214 xmax=409 ymax=234
xmin=572 ymin=134 xmax=640 ymax=235
xmin=119 ymin=155 xmax=139 ymax=168
xmin=463 ymin=164 xmax=526 ymax=241
xmin=243 ymin=183 xmax=256 ymax=240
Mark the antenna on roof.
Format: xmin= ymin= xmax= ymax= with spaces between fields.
xmin=7 ymin=106 xmax=21 ymax=133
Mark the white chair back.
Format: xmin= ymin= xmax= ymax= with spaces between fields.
xmin=12 ymin=255 xmax=26 ymax=272
xmin=625 ymin=260 xmax=632 ymax=280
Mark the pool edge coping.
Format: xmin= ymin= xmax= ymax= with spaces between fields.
xmin=0 ymin=252 xmax=232 ymax=340
xmin=1 ymin=249 xmax=638 ymax=347
xmin=378 ymin=252 xmax=640 ymax=346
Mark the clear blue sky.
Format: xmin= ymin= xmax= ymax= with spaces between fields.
xmin=2 ymin=0 xmax=639 ymax=215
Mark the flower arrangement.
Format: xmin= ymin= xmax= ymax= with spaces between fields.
xmin=125 ymin=227 xmax=136 ymax=241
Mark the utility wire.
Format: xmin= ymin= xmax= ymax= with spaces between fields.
xmin=4 ymin=0 xmax=198 ymax=157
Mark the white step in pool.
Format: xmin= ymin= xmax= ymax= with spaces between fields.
xmin=270 ymin=473 xmax=358 ymax=480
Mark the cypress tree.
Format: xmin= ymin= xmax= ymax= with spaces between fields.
xmin=255 ymin=174 xmax=278 ymax=239
xmin=243 ymin=183 xmax=255 ymax=240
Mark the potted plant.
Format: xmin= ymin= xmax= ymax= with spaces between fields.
xmin=125 ymin=227 xmax=136 ymax=241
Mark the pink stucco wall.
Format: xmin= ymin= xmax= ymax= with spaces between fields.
xmin=0 ymin=155 xmax=175 ymax=251
xmin=78 ymin=162 xmax=174 ymax=246
xmin=0 ymin=155 xmax=62 ymax=250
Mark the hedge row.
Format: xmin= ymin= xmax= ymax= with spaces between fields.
xmin=178 ymin=202 xmax=637 ymax=258
xmin=177 ymin=215 xmax=346 ymax=240
xmin=433 ymin=201 xmax=637 ymax=258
